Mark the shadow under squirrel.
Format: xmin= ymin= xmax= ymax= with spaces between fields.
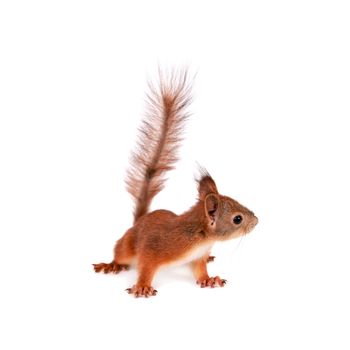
xmin=93 ymin=70 xmax=258 ymax=297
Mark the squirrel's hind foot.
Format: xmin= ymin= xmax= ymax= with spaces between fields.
xmin=93 ymin=262 xmax=129 ymax=274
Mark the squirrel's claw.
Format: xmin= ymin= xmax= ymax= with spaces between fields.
xmin=93 ymin=262 xmax=130 ymax=274
xmin=126 ymin=285 xmax=158 ymax=298
xmin=197 ymin=276 xmax=227 ymax=288
xmin=207 ymin=256 xmax=216 ymax=263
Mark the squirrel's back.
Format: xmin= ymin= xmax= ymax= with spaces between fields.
xmin=125 ymin=69 xmax=192 ymax=223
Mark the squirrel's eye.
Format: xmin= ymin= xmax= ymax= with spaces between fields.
xmin=233 ymin=215 xmax=242 ymax=225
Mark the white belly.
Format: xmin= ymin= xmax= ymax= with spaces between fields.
xmin=171 ymin=242 xmax=213 ymax=266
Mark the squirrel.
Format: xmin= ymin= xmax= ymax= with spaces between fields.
xmin=93 ymin=69 xmax=258 ymax=297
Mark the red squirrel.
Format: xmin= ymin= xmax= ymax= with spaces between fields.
xmin=93 ymin=70 xmax=258 ymax=297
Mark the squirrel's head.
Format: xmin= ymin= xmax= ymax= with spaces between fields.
xmin=198 ymin=172 xmax=258 ymax=240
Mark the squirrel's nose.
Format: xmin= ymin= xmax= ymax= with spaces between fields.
xmin=249 ymin=215 xmax=258 ymax=230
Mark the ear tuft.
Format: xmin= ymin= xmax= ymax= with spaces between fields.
xmin=197 ymin=172 xmax=218 ymax=200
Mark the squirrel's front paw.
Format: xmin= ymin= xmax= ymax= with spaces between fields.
xmin=126 ymin=285 xmax=158 ymax=298
xmin=197 ymin=276 xmax=227 ymax=288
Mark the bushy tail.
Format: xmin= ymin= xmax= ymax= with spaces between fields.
xmin=126 ymin=69 xmax=193 ymax=223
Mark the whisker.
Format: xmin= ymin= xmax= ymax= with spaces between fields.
xmin=232 ymin=234 xmax=245 ymax=253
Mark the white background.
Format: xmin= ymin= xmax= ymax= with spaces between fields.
xmin=1 ymin=1 xmax=349 ymax=349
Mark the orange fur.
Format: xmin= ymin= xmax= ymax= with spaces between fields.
xmin=93 ymin=70 xmax=258 ymax=298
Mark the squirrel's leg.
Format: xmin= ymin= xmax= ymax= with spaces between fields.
xmin=126 ymin=262 xmax=158 ymax=298
xmin=192 ymin=255 xmax=226 ymax=288
xmin=93 ymin=228 xmax=135 ymax=274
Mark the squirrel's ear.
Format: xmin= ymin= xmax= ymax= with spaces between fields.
xmin=198 ymin=175 xmax=218 ymax=201
xmin=204 ymin=193 xmax=219 ymax=225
